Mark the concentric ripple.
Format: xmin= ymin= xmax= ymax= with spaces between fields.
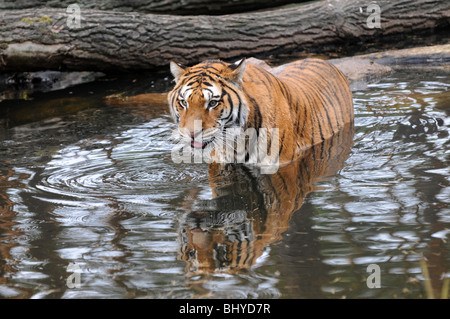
xmin=34 ymin=118 xmax=208 ymax=205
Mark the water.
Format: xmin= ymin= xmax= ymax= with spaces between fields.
xmin=0 ymin=67 xmax=449 ymax=299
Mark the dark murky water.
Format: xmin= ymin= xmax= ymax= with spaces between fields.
xmin=0 ymin=67 xmax=449 ymax=299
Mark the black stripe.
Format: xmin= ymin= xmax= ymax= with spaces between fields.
xmin=169 ymin=91 xmax=179 ymax=120
xmin=201 ymin=73 xmax=218 ymax=84
xmin=221 ymin=92 xmax=240 ymax=127
xmin=302 ymin=76 xmax=335 ymax=135
xmin=220 ymin=89 xmax=227 ymax=100
xmin=244 ymin=89 xmax=262 ymax=130
xmin=259 ymin=69 xmax=276 ymax=89
xmin=291 ymin=84 xmax=309 ymax=137
xmin=223 ymin=107 xmax=234 ymax=123
xmin=291 ymin=76 xmax=334 ymax=139
xmin=320 ymin=137 xmax=325 ymax=159
xmin=203 ymin=87 xmax=214 ymax=96
xmin=291 ymin=82 xmax=314 ymax=144
xmin=253 ymin=99 xmax=262 ymax=131
xmin=309 ymin=67 xmax=347 ymax=129
xmin=185 ymin=79 xmax=200 ymax=87
xmin=278 ymin=131 xmax=285 ymax=155
xmin=170 ymin=91 xmax=177 ymax=108
xmin=217 ymin=78 xmax=244 ymax=126
xmin=286 ymin=63 xmax=344 ymax=131
xmin=257 ymin=69 xmax=276 ymax=96
xmin=311 ymin=143 xmax=316 ymax=161
xmin=312 ymin=72 xmax=343 ymax=129
xmin=234 ymin=241 xmax=242 ymax=266
xmin=277 ymin=171 xmax=289 ymax=193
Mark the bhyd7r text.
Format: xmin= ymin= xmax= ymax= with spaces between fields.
xmin=223 ymin=303 xmax=270 ymax=314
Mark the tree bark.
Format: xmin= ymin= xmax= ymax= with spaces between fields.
xmin=0 ymin=0 xmax=449 ymax=73
xmin=0 ymin=0 xmax=304 ymax=15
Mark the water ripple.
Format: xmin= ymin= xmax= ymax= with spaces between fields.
xmin=34 ymin=119 xmax=208 ymax=205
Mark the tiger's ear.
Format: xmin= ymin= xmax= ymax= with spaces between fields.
xmin=170 ymin=61 xmax=186 ymax=83
xmin=228 ymin=58 xmax=247 ymax=84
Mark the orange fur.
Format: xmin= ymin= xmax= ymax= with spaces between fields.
xmin=168 ymin=58 xmax=353 ymax=164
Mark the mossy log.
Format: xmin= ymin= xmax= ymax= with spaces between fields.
xmin=0 ymin=0 xmax=305 ymax=15
xmin=0 ymin=0 xmax=449 ymax=73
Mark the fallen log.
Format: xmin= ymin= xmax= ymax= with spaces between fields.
xmin=329 ymin=43 xmax=450 ymax=83
xmin=0 ymin=0 xmax=303 ymax=15
xmin=1 ymin=0 xmax=449 ymax=73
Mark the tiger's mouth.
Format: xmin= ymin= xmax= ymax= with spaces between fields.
xmin=190 ymin=137 xmax=214 ymax=149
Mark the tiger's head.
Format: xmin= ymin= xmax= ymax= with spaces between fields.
xmin=168 ymin=59 xmax=248 ymax=153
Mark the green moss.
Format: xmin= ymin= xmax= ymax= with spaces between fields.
xmin=20 ymin=15 xmax=53 ymax=25
xmin=38 ymin=15 xmax=52 ymax=25
xmin=20 ymin=17 xmax=36 ymax=24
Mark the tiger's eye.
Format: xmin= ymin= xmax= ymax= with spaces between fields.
xmin=208 ymin=100 xmax=219 ymax=109
xmin=179 ymin=99 xmax=188 ymax=108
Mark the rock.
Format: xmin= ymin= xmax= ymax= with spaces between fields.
xmin=330 ymin=58 xmax=393 ymax=82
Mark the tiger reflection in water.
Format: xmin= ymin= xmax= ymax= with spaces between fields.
xmin=178 ymin=126 xmax=354 ymax=275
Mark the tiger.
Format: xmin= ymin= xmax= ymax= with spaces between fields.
xmin=168 ymin=57 xmax=354 ymax=169
xmin=168 ymin=56 xmax=354 ymax=276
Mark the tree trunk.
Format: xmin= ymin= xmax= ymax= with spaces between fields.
xmin=0 ymin=0 xmax=449 ymax=73
xmin=0 ymin=0 xmax=304 ymax=15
